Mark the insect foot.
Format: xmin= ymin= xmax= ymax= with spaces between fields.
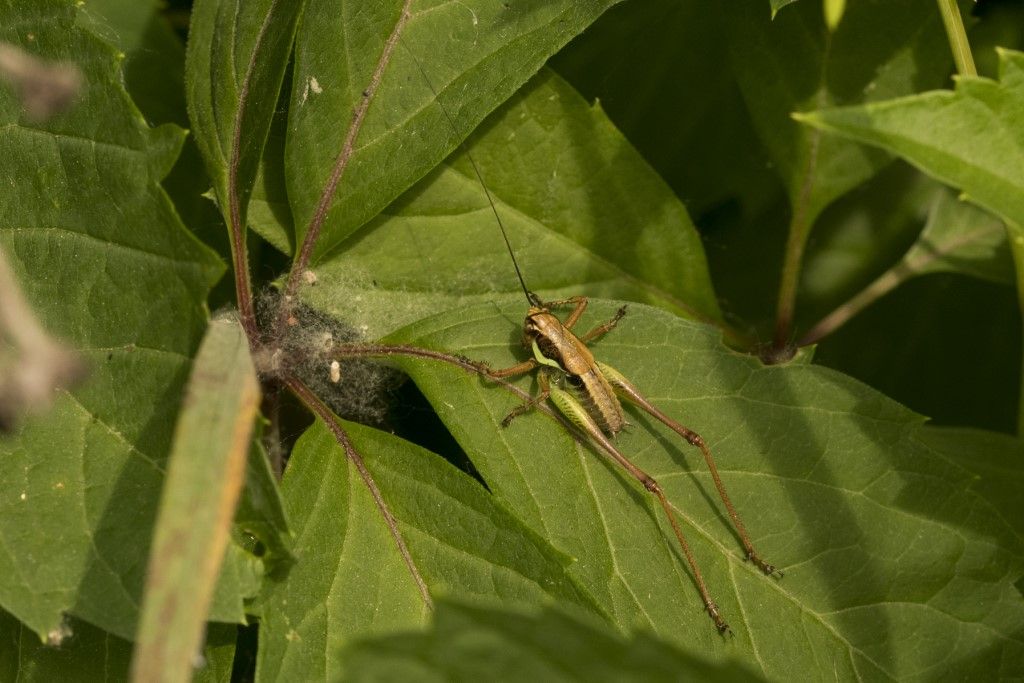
xmin=748 ymin=551 xmax=783 ymax=578
xmin=705 ymin=601 xmax=731 ymax=636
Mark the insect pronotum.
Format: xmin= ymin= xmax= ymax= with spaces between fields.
xmin=408 ymin=43 xmax=779 ymax=635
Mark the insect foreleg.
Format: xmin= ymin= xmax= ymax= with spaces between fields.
xmin=537 ymin=295 xmax=588 ymax=329
xmin=598 ymin=361 xmax=780 ymax=578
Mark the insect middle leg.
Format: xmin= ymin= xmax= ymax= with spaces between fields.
xmin=498 ymin=370 xmax=553 ymax=427
xmin=579 ymin=305 xmax=627 ymax=343
xmin=476 ymin=355 xmax=548 ymax=426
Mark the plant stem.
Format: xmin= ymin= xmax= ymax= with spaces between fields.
xmin=227 ymin=0 xmax=282 ymax=342
xmin=799 ymin=219 xmax=1002 ymax=346
xmin=799 ymin=269 xmax=906 ymax=347
xmin=936 ymin=0 xmax=977 ymax=77
xmin=772 ymin=129 xmax=823 ymax=354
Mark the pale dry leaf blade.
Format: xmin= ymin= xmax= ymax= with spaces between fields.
xmin=131 ymin=314 xmax=260 ymax=683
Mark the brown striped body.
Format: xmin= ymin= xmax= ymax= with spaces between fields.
xmin=524 ymin=307 xmax=625 ymax=435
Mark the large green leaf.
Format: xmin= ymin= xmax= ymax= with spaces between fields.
xmin=916 ymin=426 xmax=1024 ymax=540
xmin=78 ymin=0 xmax=187 ymax=126
xmin=813 ymin=273 xmax=1020 ymax=434
xmin=337 ymin=600 xmax=763 ymax=682
xmin=797 ymin=48 xmax=1024 ymax=238
xmin=0 ymin=609 xmax=132 ymax=681
xmin=551 ymin=0 xmax=780 ymax=223
xmin=284 ymin=0 xmax=622 ymax=263
xmin=295 ymin=70 xmax=722 ymax=341
xmin=384 ymin=301 xmax=1024 ymax=679
xmin=0 ymin=0 xmax=232 ymax=641
xmin=256 ymin=419 xmax=597 ymax=681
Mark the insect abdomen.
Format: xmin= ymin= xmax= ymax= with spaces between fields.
xmin=571 ymin=369 xmax=625 ymax=435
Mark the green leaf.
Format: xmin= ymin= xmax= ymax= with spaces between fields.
xmin=916 ymin=426 xmax=1024 ymax=540
xmin=0 ymin=610 xmax=237 ymax=683
xmin=0 ymin=609 xmax=132 ymax=680
xmin=185 ymin=0 xmax=305 ymax=230
xmin=77 ymin=0 xmax=188 ymax=127
xmin=247 ymin=106 xmax=293 ymax=255
xmin=256 ymin=420 xmax=597 ymax=681
xmin=285 ymin=0 xmax=623 ymax=263
xmin=770 ymin=0 xmax=799 ymax=17
xmin=82 ymin=0 xmax=230 ymax=263
xmin=796 ymin=47 xmax=1024 ymax=428
xmin=131 ymin=315 xmax=259 ymax=683
xmin=295 ymin=70 xmax=722 ymax=341
xmin=235 ymin=436 xmax=294 ymax=568
xmin=550 ymin=0 xmax=780 ymax=223
xmin=898 ymin=189 xmax=1013 ymax=284
xmin=813 ymin=273 xmax=1020 ymax=434
xmin=387 ymin=301 xmax=1024 ymax=679
xmin=722 ymin=0 xmax=955 ymax=226
xmin=0 ymin=0 xmax=227 ymax=641
xmin=797 ymin=48 xmax=1024 ymax=234
xmin=193 ymin=624 xmax=238 ymax=683
xmin=337 ymin=600 xmax=764 ymax=682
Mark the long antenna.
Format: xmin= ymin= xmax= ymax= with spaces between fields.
xmin=401 ymin=43 xmax=538 ymax=307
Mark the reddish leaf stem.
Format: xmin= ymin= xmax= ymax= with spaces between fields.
xmin=772 ymin=122 xmax=823 ymax=357
xmin=284 ymin=373 xmax=433 ymax=609
xmin=282 ymin=0 xmax=415 ymax=303
xmin=227 ymin=0 xmax=283 ymax=342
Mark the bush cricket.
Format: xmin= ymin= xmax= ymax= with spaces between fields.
xmin=408 ymin=49 xmax=780 ymax=634
xmin=479 ymin=287 xmax=780 ymax=634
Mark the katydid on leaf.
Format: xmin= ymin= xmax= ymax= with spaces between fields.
xmin=408 ymin=42 xmax=781 ymax=635
xmin=479 ymin=290 xmax=781 ymax=635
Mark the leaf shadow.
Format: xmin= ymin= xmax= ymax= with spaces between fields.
xmin=731 ymin=364 xmax=896 ymax=672
xmin=72 ymin=423 xmax=162 ymax=641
